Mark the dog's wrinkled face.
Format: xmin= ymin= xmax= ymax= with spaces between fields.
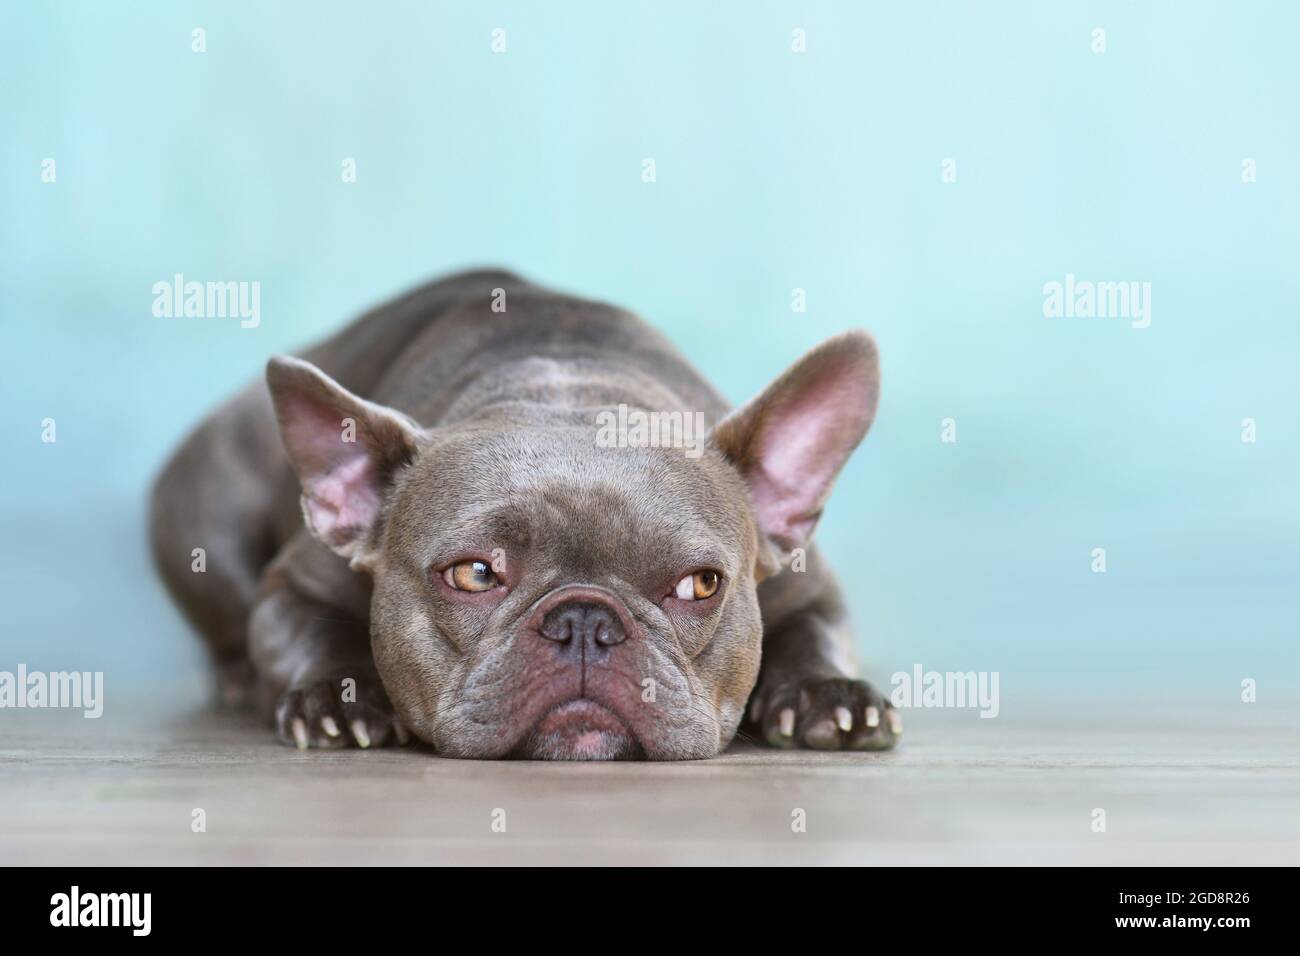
xmin=266 ymin=331 xmax=878 ymax=759
xmin=371 ymin=426 xmax=764 ymax=760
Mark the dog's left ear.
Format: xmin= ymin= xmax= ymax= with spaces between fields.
xmin=266 ymin=356 xmax=422 ymax=567
xmin=712 ymin=330 xmax=879 ymax=573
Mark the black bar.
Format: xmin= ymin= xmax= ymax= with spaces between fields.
xmin=3 ymin=866 xmax=1281 ymax=941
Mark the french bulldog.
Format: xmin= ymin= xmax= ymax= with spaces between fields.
xmin=150 ymin=270 xmax=899 ymax=759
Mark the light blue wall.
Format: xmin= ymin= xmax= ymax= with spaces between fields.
xmin=3 ymin=1 xmax=1296 ymax=701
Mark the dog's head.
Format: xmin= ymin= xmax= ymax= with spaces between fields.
xmin=266 ymin=331 xmax=878 ymax=759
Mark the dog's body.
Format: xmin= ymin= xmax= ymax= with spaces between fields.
xmin=151 ymin=270 xmax=898 ymax=759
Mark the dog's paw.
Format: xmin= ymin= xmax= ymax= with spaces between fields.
xmin=748 ymin=676 xmax=901 ymax=751
xmin=274 ymin=672 xmax=409 ymax=750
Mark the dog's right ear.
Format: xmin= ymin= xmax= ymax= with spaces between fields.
xmin=266 ymin=356 xmax=421 ymax=566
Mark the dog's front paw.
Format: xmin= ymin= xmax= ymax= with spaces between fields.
xmin=274 ymin=672 xmax=409 ymax=750
xmin=748 ymin=676 xmax=901 ymax=751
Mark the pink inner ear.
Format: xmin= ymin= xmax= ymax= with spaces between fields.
xmin=279 ymin=393 xmax=385 ymax=551
xmin=301 ymin=454 xmax=384 ymax=549
xmin=747 ymin=376 xmax=869 ymax=550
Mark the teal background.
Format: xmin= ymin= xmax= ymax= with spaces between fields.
xmin=2 ymin=1 xmax=1297 ymax=704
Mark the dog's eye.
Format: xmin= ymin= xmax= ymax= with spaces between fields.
xmin=674 ymin=570 xmax=720 ymax=601
xmin=443 ymin=560 xmax=500 ymax=592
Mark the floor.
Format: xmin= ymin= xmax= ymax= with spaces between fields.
xmin=2 ymin=695 xmax=1297 ymax=865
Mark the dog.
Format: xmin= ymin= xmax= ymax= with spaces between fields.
xmin=150 ymin=270 xmax=899 ymax=759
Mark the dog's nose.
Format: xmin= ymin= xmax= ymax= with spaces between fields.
xmin=539 ymin=601 xmax=627 ymax=647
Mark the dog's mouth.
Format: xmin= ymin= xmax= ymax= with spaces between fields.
xmin=510 ymin=698 xmax=644 ymax=761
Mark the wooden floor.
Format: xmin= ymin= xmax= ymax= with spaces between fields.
xmin=2 ymin=695 xmax=1297 ymax=865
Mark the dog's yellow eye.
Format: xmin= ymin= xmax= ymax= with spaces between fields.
xmin=674 ymin=569 xmax=720 ymax=601
xmin=443 ymin=560 xmax=499 ymax=592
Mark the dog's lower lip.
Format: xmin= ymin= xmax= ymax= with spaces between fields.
xmin=518 ymin=698 xmax=643 ymax=760
xmin=536 ymin=698 xmax=627 ymax=735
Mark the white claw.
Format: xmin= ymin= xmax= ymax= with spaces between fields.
xmin=834 ymin=705 xmax=853 ymax=732
xmin=321 ymin=716 xmax=341 ymax=738
xmin=291 ymin=717 xmax=308 ymax=750
xmin=778 ymin=708 xmax=795 ymax=738
xmin=887 ymin=709 xmax=903 ymax=735
xmin=865 ymin=705 xmax=880 ymax=729
xmin=351 ymin=720 xmax=372 ymax=749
